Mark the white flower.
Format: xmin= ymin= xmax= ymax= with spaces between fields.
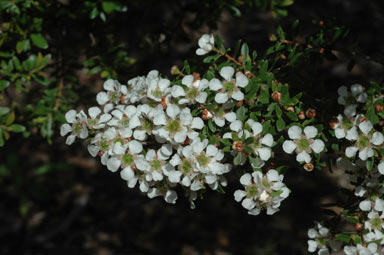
xmin=96 ymin=79 xmax=127 ymax=105
xmin=345 ymin=120 xmax=381 ymax=161
xmin=337 ymin=84 xmax=367 ymax=117
xmin=344 ymin=243 xmax=378 ymax=255
xmin=282 ymin=126 xmax=325 ymax=164
xmin=172 ymin=75 xmax=209 ymax=104
xmin=209 ymin=66 xmax=249 ymax=104
xmin=196 ymin=34 xmax=214 ymax=55
xmin=152 ymin=104 xmax=204 ymax=144
xmin=246 ymin=120 xmax=274 ymax=162
xmin=60 ymin=110 xmax=89 ymax=145
xmin=234 ymin=170 xmax=289 ymax=216
xmin=307 ymin=222 xmax=332 ymax=254
xmin=147 ymin=77 xmax=171 ymax=102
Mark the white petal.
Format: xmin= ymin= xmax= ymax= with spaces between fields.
xmin=88 ymin=107 xmax=101 ymax=119
xmin=346 ymin=127 xmax=358 ymax=141
xmin=171 ymin=85 xmax=185 ymax=98
xmin=66 ymin=134 xmax=76 ymax=145
xmin=251 ymin=122 xmax=262 ymax=136
xmin=196 ymin=48 xmax=209 ymax=56
xmin=128 ymin=140 xmax=143 ymax=154
xmin=65 ymin=110 xmax=77 ymax=123
xmin=214 ymin=117 xmax=225 ymax=127
xmin=335 ymin=128 xmax=346 ymax=139
xmin=267 ymin=170 xmax=279 ymax=182
xmin=181 ymin=176 xmax=191 ymax=186
xmin=168 ymin=170 xmax=182 ymax=183
xmin=60 ymin=123 xmax=73 ymax=136
xmin=164 ymin=190 xmax=177 ymax=204
xmin=356 ymin=93 xmax=367 ymax=103
xmin=351 ymin=84 xmax=363 ymax=96
xmin=158 ymin=78 xmax=170 ymax=90
xmin=209 ymin=78 xmax=223 ymax=91
xmin=96 ymin=92 xmax=109 ymax=105
xmin=241 ymin=198 xmax=255 ymax=210
xmin=234 ymin=190 xmax=247 ymax=202
xmin=337 ymin=86 xmax=348 ymax=97
xmin=107 ymin=157 xmax=121 ymax=172
xmin=191 ymin=117 xmax=204 ymax=129
xmin=103 ymin=79 xmax=115 ymax=91
xmin=344 ymin=104 xmax=357 ymax=117
xmin=307 ymin=240 xmax=317 ymax=252
xmin=230 ymin=120 xmax=242 ymax=132
xmin=99 ymin=113 xmax=112 ymax=123
xmin=120 ymin=166 xmax=135 ymax=180
xmin=240 ymin=173 xmax=252 ymax=186
xmin=133 ymin=130 xmax=147 ymax=141
xmin=166 ymin=104 xmax=180 ymax=119
xmin=215 ymin=93 xmax=229 ymax=104
xmin=372 ymin=132 xmax=384 ymax=146
xmin=358 ymin=148 xmax=373 ymax=161
xmin=224 ymin=112 xmax=236 ymax=122
xmin=304 ymin=126 xmax=318 ymax=139
xmin=359 ymin=121 xmax=373 ymax=135
xmin=374 ymin=198 xmax=384 ymax=211
xmin=257 ymin=148 xmax=271 ymax=161
xmin=153 ymin=112 xmax=167 ymax=126
xmin=113 ymin=142 xmax=126 ymax=155
xmin=359 ymin=200 xmax=372 ymax=211
xmin=79 ymin=127 xmax=88 ymax=139
xmin=378 ymin=161 xmax=384 ymax=175
xmin=288 ymin=126 xmax=302 ymax=139
xmin=119 ymin=127 xmax=132 ymax=138
xmin=196 ymin=93 xmax=207 ymax=103
xmin=345 ymin=146 xmax=358 ymax=158
xmin=220 ymin=66 xmax=234 ymax=81
xmin=174 ymin=131 xmax=187 ymax=143
xmin=282 ymin=140 xmax=296 ymax=154
xmin=182 ymin=75 xmax=194 ymax=87
xmin=235 ymin=72 xmax=249 ymax=88
xmin=231 ymin=90 xmax=244 ymax=101
xmin=261 ymin=134 xmax=273 ymax=147
xmin=310 ymin=139 xmax=325 ymax=153
xmin=296 ymin=151 xmax=311 ymax=163
xmin=206 ymin=145 xmax=218 ymax=157
xmin=87 ymin=145 xmax=99 ymax=157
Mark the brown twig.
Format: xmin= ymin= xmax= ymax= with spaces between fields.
xmin=53 ymin=77 xmax=64 ymax=111
xmin=213 ymin=48 xmax=242 ymax=66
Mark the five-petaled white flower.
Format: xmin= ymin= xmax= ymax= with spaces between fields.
xmin=209 ymin=66 xmax=249 ymax=104
xmin=337 ymin=84 xmax=367 ymax=117
xmin=282 ymin=126 xmax=325 ymax=164
xmin=171 ymin=74 xmax=209 ymax=104
xmin=60 ymin=110 xmax=89 ymax=145
xmin=196 ymin=34 xmax=214 ymax=56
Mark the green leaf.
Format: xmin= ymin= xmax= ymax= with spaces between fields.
xmin=276 ymin=118 xmax=286 ymax=131
xmin=30 ymin=34 xmax=48 ymax=49
xmin=335 ymin=233 xmax=351 ymax=243
xmin=367 ymin=106 xmax=379 ymax=124
xmin=270 ymin=190 xmax=283 ymax=197
xmin=22 ymin=54 xmax=36 ymax=71
xmin=102 ymin=1 xmax=118 ymax=14
xmin=0 ymin=128 xmax=4 ymax=147
xmin=208 ymin=119 xmax=216 ymax=133
xmin=0 ymin=80 xmax=10 ymax=90
xmin=0 ymin=106 xmax=10 ymax=116
xmin=6 ymin=112 xmax=15 ymax=125
xmin=8 ymin=124 xmax=25 ymax=133
xmin=241 ymin=43 xmax=249 ymax=57
xmin=16 ymin=40 xmax=26 ymax=53
xmin=236 ymin=106 xmax=247 ymax=122
xmin=286 ymin=111 xmax=298 ymax=121
xmin=275 ymin=105 xmax=282 ymax=117
xmin=90 ymin=7 xmax=99 ymax=19
xmin=249 ymin=156 xmax=264 ymax=168
xmin=234 ymin=152 xmax=245 ymax=166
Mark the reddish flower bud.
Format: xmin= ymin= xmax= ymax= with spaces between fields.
xmin=329 ymin=118 xmax=338 ymax=129
xmin=272 ymin=91 xmax=282 ymax=101
xmin=286 ymin=106 xmax=295 ymax=112
xmin=354 ymin=222 xmax=363 ymax=231
xmin=202 ymin=109 xmax=213 ymax=120
xmin=232 ymin=141 xmax=244 ymax=152
xmin=306 ymin=108 xmax=316 ymax=118
xmin=304 ymin=163 xmax=314 ymax=171
xmin=376 ymin=104 xmax=383 ymax=112
xmin=298 ymin=111 xmax=306 ymax=120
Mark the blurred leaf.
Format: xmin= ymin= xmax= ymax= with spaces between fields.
xmin=0 ymin=106 xmax=10 ymax=116
xmin=8 ymin=124 xmax=25 ymax=133
xmin=30 ymin=33 xmax=48 ymax=49
xmin=0 ymin=80 xmax=10 ymax=90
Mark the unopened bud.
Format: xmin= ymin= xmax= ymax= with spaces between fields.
xmin=192 ymin=72 xmax=201 ymax=81
xmin=329 ymin=118 xmax=338 ymax=129
xmin=245 ymin=71 xmax=252 ymax=78
xmin=319 ymin=21 xmax=324 ymax=26
xmin=306 ymin=108 xmax=316 ymax=118
xmin=286 ymin=106 xmax=295 ymax=112
xmin=238 ymin=55 xmax=246 ymax=62
xmin=236 ymin=100 xmax=243 ymax=107
xmin=319 ymin=48 xmax=325 ymax=54
xmin=354 ymin=222 xmax=363 ymax=231
xmin=171 ymin=65 xmax=180 ymax=75
xmin=272 ymin=91 xmax=282 ymax=101
xmin=376 ymin=104 xmax=383 ymax=112
xmin=202 ymin=109 xmax=213 ymax=120
xmin=232 ymin=141 xmax=244 ymax=152
xmin=304 ymin=163 xmax=314 ymax=171
xmin=298 ymin=111 xmax=306 ymax=120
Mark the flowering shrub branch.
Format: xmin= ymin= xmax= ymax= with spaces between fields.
xmin=61 ymin=32 xmax=384 ymax=254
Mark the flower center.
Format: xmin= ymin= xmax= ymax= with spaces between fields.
xmin=73 ymin=123 xmax=82 ymax=134
xmin=119 ymin=117 xmax=130 ymax=127
xmin=167 ymin=120 xmax=183 ymax=134
xmin=180 ymin=159 xmax=193 ymax=174
xmin=247 ymin=185 xmax=258 ymax=197
xmin=122 ymin=153 xmax=134 ymax=166
xmin=186 ymin=87 xmax=199 ymax=99
xmin=88 ymin=119 xmax=98 ymax=126
xmin=358 ymin=136 xmax=370 ymax=149
xmin=99 ymin=140 xmax=110 ymax=151
xmin=342 ymin=119 xmax=353 ymax=130
xmin=150 ymin=159 xmax=162 ymax=171
xmin=297 ymin=138 xmax=310 ymax=151
xmin=371 ymin=217 xmax=382 ymax=230
xmin=259 ymin=190 xmax=270 ymax=202
xmin=196 ymin=153 xmax=210 ymax=167
xmin=153 ymin=88 xmax=163 ymax=98
xmin=223 ymin=81 xmax=235 ymax=94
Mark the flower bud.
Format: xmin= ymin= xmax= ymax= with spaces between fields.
xmin=306 ymin=108 xmax=316 ymax=118
xmin=354 ymin=222 xmax=363 ymax=231
xmin=232 ymin=141 xmax=244 ymax=152
xmin=298 ymin=111 xmax=306 ymax=120
xmin=171 ymin=65 xmax=180 ymax=75
xmin=271 ymin=91 xmax=282 ymax=101
xmin=329 ymin=118 xmax=338 ymax=129
xmin=319 ymin=48 xmax=325 ymax=54
xmin=304 ymin=163 xmax=314 ymax=171
xmin=245 ymin=71 xmax=252 ymax=78
xmin=202 ymin=109 xmax=213 ymax=120
xmin=376 ymin=104 xmax=383 ymax=112
xmin=286 ymin=106 xmax=295 ymax=112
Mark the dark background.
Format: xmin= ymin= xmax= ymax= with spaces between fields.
xmin=1 ymin=0 xmax=384 ymax=254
